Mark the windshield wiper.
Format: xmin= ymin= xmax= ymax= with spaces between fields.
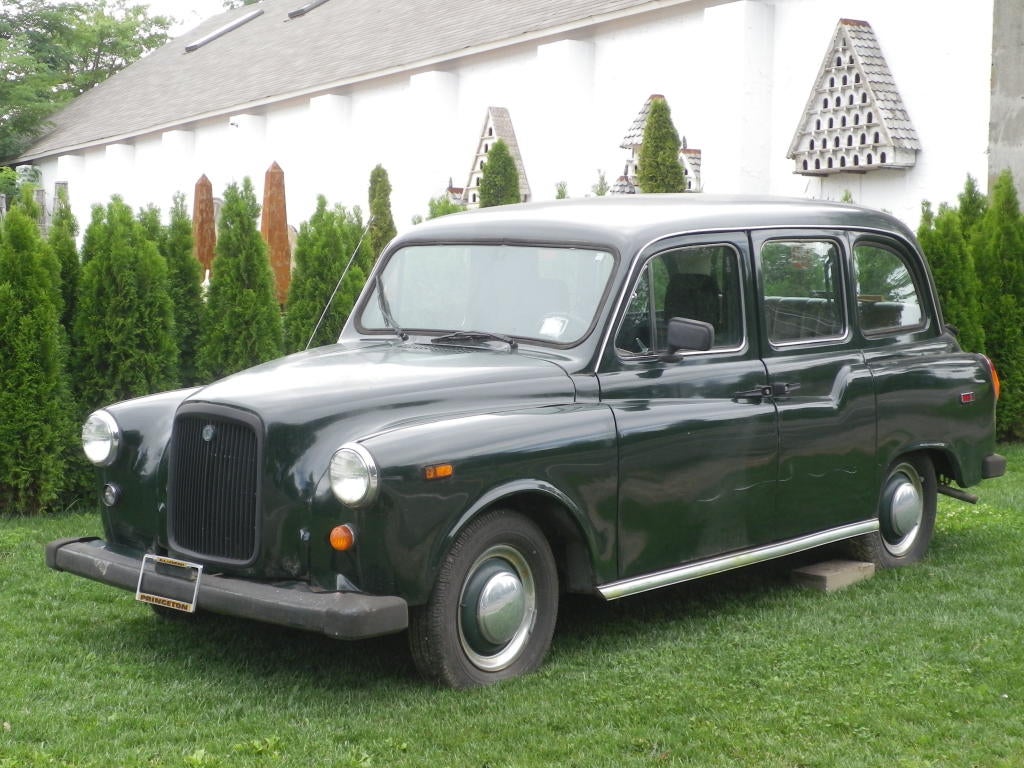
xmin=431 ymin=330 xmax=518 ymax=350
xmin=375 ymin=275 xmax=408 ymax=341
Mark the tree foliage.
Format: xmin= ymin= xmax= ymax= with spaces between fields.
xmin=0 ymin=203 xmax=74 ymax=512
xmin=427 ymin=195 xmax=466 ymax=220
xmin=637 ymin=97 xmax=685 ymax=194
xmin=957 ymin=175 xmax=988 ymax=236
xmin=196 ymin=178 xmax=282 ymax=381
xmin=284 ymin=196 xmax=369 ymax=352
xmin=917 ymin=200 xmax=984 ymax=353
xmin=73 ymin=196 xmax=178 ymax=412
xmin=922 ymin=172 xmax=1024 ymax=440
xmin=479 ymin=139 xmax=520 ymax=208
xmin=0 ymin=0 xmax=171 ymax=160
xmin=368 ymin=164 xmax=396 ymax=261
xmin=160 ymin=194 xmax=204 ymax=385
xmin=971 ymin=171 xmax=1024 ymax=440
xmin=48 ymin=186 xmax=79 ymax=331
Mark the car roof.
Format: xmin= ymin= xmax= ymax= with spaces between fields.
xmin=394 ymin=194 xmax=917 ymax=258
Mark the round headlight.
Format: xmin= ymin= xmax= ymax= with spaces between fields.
xmin=82 ymin=410 xmax=122 ymax=467
xmin=329 ymin=444 xmax=379 ymax=507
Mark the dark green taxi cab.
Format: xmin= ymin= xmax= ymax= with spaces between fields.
xmin=47 ymin=195 xmax=1005 ymax=688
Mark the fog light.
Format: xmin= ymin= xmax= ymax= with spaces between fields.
xmin=102 ymin=483 xmax=121 ymax=507
xmin=329 ymin=524 xmax=356 ymax=552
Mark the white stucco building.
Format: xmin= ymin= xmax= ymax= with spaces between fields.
xmin=14 ymin=0 xmax=1022 ymax=236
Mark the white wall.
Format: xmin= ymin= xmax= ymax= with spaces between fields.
xmin=35 ymin=0 xmax=995 ymax=240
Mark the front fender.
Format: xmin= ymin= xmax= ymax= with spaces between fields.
xmin=315 ymin=404 xmax=619 ymax=605
xmin=94 ymin=388 xmax=200 ymax=552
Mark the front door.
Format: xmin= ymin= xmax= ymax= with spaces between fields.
xmin=598 ymin=234 xmax=778 ymax=580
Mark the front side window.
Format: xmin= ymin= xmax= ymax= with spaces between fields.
xmin=761 ymin=240 xmax=845 ymax=344
xmin=854 ymin=243 xmax=924 ymax=334
xmin=615 ymin=244 xmax=744 ymax=355
xmin=358 ymin=244 xmax=615 ymax=344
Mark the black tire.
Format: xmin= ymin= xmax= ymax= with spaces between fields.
xmin=408 ymin=509 xmax=558 ymax=689
xmin=848 ymin=453 xmax=937 ymax=568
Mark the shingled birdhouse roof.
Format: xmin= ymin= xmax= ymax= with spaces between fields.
xmin=788 ymin=19 xmax=919 ymax=176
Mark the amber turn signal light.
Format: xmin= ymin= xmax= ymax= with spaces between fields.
xmin=329 ymin=524 xmax=356 ymax=551
xmin=424 ymin=463 xmax=454 ymax=480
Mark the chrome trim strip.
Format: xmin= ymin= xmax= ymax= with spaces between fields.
xmin=597 ymin=519 xmax=879 ymax=600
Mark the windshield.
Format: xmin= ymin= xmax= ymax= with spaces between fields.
xmin=358 ymin=244 xmax=616 ymax=345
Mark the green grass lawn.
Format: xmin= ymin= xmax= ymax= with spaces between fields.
xmin=2 ymin=447 xmax=1023 ymax=767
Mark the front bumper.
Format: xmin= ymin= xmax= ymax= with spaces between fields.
xmin=45 ymin=537 xmax=408 ymax=640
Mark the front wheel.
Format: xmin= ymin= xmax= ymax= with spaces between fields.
xmin=849 ymin=453 xmax=937 ymax=568
xmin=409 ymin=510 xmax=558 ymax=688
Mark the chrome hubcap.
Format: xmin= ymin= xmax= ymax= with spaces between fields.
xmin=881 ymin=463 xmax=923 ymax=557
xmin=477 ymin=570 xmax=527 ymax=645
xmin=458 ymin=545 xmax=536 ymax=672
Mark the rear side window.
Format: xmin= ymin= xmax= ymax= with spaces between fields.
xmin=761 ymin=240 xmax=845 ymax=344
xmin=853 ymin=244 xmax=924 ymax=334
xmin=615 ymin=244 xmax=743 ymax=356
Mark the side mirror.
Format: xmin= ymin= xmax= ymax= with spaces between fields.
xmin=666 ymin=317 xmax=714 ymax=356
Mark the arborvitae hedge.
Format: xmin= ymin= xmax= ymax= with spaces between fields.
xmin=368 ymin=164 xmax=397 ymax=260
xmin=162 ymin=194 xmax=204 ymax=385
xmin=972 ymin=171 xmax=1024 ymax=440
xmin=48 ymin=186 xmax=79 ymax=332
xmin=479 ymin=140 xmax=520 ymax=208
xmin=917 ymin=200 xmax=985 ymax=353
xmin=0 ymin=205 xmax=74 ymax=513
xmin=196 ymin=178 xmax=282 ymax=381
xmin=923 ymin=172 xmax=1024 ymax=440
xmin=284 ymin=196 xmax=369 ymax=352
xmin=73 ymin=196 xmax=179 ymax=413
xmin=637 ymin=97 xmax=685 ymax=194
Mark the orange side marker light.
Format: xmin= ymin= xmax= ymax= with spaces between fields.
xmin=424 ymin=463 xmax=454 ymax=480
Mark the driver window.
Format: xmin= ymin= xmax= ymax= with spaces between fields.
xmin=615 ymin=244 xmax=743 ymax=355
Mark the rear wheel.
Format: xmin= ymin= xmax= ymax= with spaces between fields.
xmin=409 ymin=509 xmax=558 ymax=688
xmin=849 ymin=453 xmax=937 ymax=568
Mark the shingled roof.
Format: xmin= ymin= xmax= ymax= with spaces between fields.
xmin=787 ymin=18 xmax=919 ymax=176
xmin=21 ymin=0 xmax=678 ymax=162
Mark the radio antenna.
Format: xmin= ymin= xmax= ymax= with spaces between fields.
xmin=305 ymin=215 xmax=374 ymax=351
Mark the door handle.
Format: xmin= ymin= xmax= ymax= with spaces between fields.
xmin=733 ymin=386 xmax=773 ymax=402
xmin=732 ymin=383 xmax=800 ymax=402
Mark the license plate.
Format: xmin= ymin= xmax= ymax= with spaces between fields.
xmin=136 ymin=554 xmax=204 ymax=613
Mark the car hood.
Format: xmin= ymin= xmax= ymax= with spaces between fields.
xmin=185 ymin=341 xmax=576 ymax=438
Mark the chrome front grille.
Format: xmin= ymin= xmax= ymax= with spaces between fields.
xmin=168 ymin=405 xmax=262 ymax=564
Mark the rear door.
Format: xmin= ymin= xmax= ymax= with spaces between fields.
xmin=598 ymin=233 xmax=778 ymax=579
xmin=753 ymin=231 xmax=877 ymax=537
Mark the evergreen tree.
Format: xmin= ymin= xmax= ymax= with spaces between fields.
xmin=284 ymin=196 xmax=369 ymax=352
xmin=0 ymin=204 xmax=74 ymax=513
xmin=637 ymin=97 xmax=685 ymax=193
xmin=427 ymin=195 xmax=466 ymax=219
xmin=592 ymin=169 xmax=610 ymax=197
xmin=957 ymin=174 xmax=988 ymax=238
xmin=479 ymin=140 xmax=520 ymax=207
xmin=79 ymin=204 xmax=107 ymax=266
xmin=196 ymin=179 xmax=282 ymax=381
xmin=48 ymin=187 xmax=79 ymax=332
xmin=917 ymin=201 xmax=985 ymax=353
xmin=972 ymin=170 xmax=1024 ymax=439
xmin=368 ymin=164 xmax=397 ymax=260
xmin=162 ymin=194 xmax=204 ymax=385
xmin=73 ymin=197 xmax=179 ymax=412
